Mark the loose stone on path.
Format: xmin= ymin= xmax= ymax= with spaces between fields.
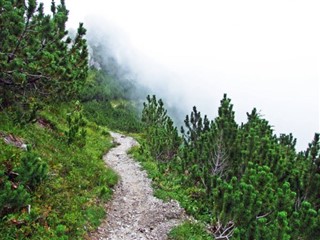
xmin=91 ymin=132 xmax=187 ymax=240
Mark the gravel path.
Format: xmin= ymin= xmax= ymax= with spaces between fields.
xmin=91 ymin=132 xmax=187 ymax=240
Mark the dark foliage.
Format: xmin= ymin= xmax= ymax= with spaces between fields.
xmin=141 ymin=94 xmax=320 ymax=239
xmin=0 ymin=0 xmax=88 ymax=119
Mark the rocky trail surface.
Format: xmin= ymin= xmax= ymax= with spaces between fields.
xmin=91 ymin=132 xmax=187 ymax=240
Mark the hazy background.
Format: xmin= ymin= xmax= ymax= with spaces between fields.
xmin=42 ymin=0 xmax=319 ymax=150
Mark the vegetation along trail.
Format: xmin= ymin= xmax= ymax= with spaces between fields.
xmin=91 ymin=132 xmax=187 ymax=240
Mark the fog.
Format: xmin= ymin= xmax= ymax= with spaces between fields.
xmin=42 ymin=0 xmax=319 ymax=150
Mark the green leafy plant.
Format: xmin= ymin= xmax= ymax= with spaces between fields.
xmin=0 ymin=0 xmax=88 ymax=118
xmin=65 ymin=101 xmax=87 ymax=146
xmin=0 ymin=176 xmax=30 ymax=217
xmin=11 ymin=99 xmax=42 ymax=126
xmin=141 ymin=95 xmax=180 ymax=164
xmin=140 ymin=94 xmax=320 ymax=239
xmin=16 ymin=150 xmax=48 ymax=191
xmin=169 ymin=222 xmax=212 ymax=240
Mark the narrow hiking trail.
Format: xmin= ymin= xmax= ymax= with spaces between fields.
xmin=91 ymin=132 xmax=187 ymax=240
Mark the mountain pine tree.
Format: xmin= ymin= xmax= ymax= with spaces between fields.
xmin=141 ymin=95 xmax=180 ymax=163
xmin=0 ymin=0 xmax=88 ymax=110
xmin=141 ymin=94 xmax=320 ymax=239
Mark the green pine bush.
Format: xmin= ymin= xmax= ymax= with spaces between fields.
xmin=140 ymin=94 xmax=320 ymax=239
xmin=0 ymin=175 xmax=30 ymax=217
xmin=16 ymin=151 xmax=48 ymax=191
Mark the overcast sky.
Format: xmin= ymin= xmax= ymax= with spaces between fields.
xmin=42 ymin=0 xmax=319 ymax=150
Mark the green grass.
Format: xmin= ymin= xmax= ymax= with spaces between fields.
xmin=130 ymin=144 xmax=211 ymax=219
xmin=82 ymin=99 xmax=142 ymax=133
xmin=129 ymin=143 xmax=214 ymax=239
xmin=0 ymin=102 xmax=118 ymax=239
xmin=168 ymin=222 xmax=212 ymax=240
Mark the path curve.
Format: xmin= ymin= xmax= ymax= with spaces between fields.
xmin=91 ymin=132 xmax=187 ymax=240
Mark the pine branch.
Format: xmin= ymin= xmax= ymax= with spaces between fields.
xmin=213 ymin=220 xmax=235 ymax=240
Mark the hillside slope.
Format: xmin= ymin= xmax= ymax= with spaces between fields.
xmin=0 ymin=102 xmax=120 ymax=239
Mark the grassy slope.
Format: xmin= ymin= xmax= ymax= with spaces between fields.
xmin=0 ymin=96 xmax=206 ymax=239
xmin=82 ymin=99 xmax=142 ymax=134
xmin=0 ymin=102 xmax=118 ymax=239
